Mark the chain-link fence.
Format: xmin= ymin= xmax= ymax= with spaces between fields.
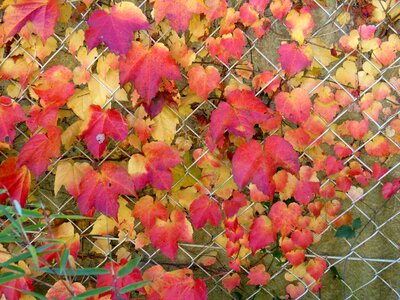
xmin=0 ymin=0 xmax=399 ymax=299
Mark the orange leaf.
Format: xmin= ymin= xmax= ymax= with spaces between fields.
xmin=153 ymin=0 xmax=207 ymax=32
xmin=33 ymin=65 xmax=75 ymax=108
xmin=188 ymin=65 xmax=220 ymax=100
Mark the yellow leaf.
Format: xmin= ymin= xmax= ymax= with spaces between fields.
xmin=67 ymin=89 xmax=92 ymax=119
xmin=151 ymin=107 xmax=179 ymax=144
xmin=61 ymin=120 xmax=83 ymax=149
xmin=90 ymin=215 xmax=117 ymax=235
xmin=54 ymin=161 xmax=92 ymax=196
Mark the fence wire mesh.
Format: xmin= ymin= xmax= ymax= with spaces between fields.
xmin=0 ymin=0 xmax=399 ymax=299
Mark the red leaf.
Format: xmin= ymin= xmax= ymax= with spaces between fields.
xmin=0 ymin=157 xmax=31 ymax=207
xmin=232 ymin=136 xmax=299 ymax=196
xmin=278 ymin=43 xmax=312 ymax=76
xmin=149 ymin=210 xmax=193 ymax=260
xmin=224 ymin=217 xmax=244 ymax=243
xmin=0 ymin=96 xmax=26 ymax=145
xmin=274 ymin=88 xmax=312 ymax=124
xmin=97 ymin=261 xmax=143 ymax=300
xmin=347 ymin=118 xmax=369 ymax=140
xmin=264 ymin=135 xmax=301 ymax=174
xmin=0 ymin=273 xmax=33 ymax=300
xmin=293 ymin=166 xmax=320 ymax=205
xmin=223 ymin=191 xmax=247 ymax=218
xmin=128 ymin=141 xmax=181 ymax=191
xmin=17 ymin=127 xmax=61 ymax=177
xmin=81 ymin=105 xmax=128 ymax=158
xmin=77 ymin=162 xmax=136 ymax=218
xmin=325 ymin=156 xmax=344 ymax=176
xmin=291 ymin=229 xmax=313 ymax=248
xmin=248 ymin=215 xmax=276 ymax=253
xmin=86 ymin=2 xmax=149 ymax=55
xmin=222 ymin=273 xmax=241 ymax=292
xmin=33 ymin=66 xmax=75 ymax=108
xmin=188 ymin=65 xmax=220 ymax=100
xmin=382 ymin=178 xmax=400 ymax=200
xmin=1 ymin=0 xmax=60 ymax=43
xmin=207 ymin=89 xmax=272 ymax=150
xmin=119 ymin=42 xmax=182 ymax=101
xmin=26 ymin=105 xmax=58 ymax=132
xmin=153 ymin=0 xmax=207 ymax=32
xmin=247 ymin=264 xmax=270 ymax=285
xmin=189 ymin=195 xmax=222 ymax=229
xmin=132 ymin=195 xmax=168 ymax=228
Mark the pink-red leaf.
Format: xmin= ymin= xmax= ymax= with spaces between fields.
xmin=248 ymin=215 xmax=276 ymax=253
xmin=232 ymin=136 xmax=299 ymax=196
xmin=77 ymin=162 xmax=136 ymax=218
xmin=128 ymin=142 xmax=181 ymax=191
xmin=97 ymin=260 xmax=143 ymax=300
xmin=278 ymin=43 xmax=312 ymax=76
xmin=86 ymin=2 xmax=149 ymax=55
xmin=0 ymin=157 xmax=31 ymax=207
xmin=274 ymin=88 xmax=312 ymax=124
xmin=81 ymin=105 xmax=128 ymax=158
xmin=223 ymin=191 xmax=247 ymax=217
xmin=247 ymin=264 xmax=270 ymax=285
xmin=149 ymin=210 xmax=193 ymax=260
xmin=1 ymin=0 xmax=60 ymax=43
xmin=208 ymin=89 xmax=272 ymax=150
xmin=189 ymin=195 xmax=222 ymax=229
xmin=153 ymin=0 xmax=207 ymax=32
xmin=0 ymin=96 xmax=26 ymax=145
xmin=17 ymin=127 xmax=61 ymax=177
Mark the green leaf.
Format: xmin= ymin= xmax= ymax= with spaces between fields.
xmin=70 ymin=286 xmax=113 ymax=299
xmin=28 ymin=245 xmax=39 ymax=268
xmin=117 ymin=256 xmax=142 ymax=279
xmin=0 ymin=189 xmax=7 ymax=195
xmin=20 ymin=290 xmax=47 ymax=300
xmin=50 ymin=214 xmax=92 ymax=220
xmin=0 ymin=243 xmax=56 ymax=268
xmin=330 ymin=265 xmax=342 ymax=280
xmin=119 ymin=281 xmax=148 ymax=294
xmin=335 ymin=225 xmax=355 ymax=239
xmin=0 ymin=272 xmax=25 ymax=285
xmin=59 ymin=248 xmax=70 ymax=273
xmin=2 ymin=264 xmax=25 ymax=274
xmin=39 ymin=267 xmax=110 ymax=276
xmin=352 ymin=218 xmax=362 ymax=230
xmin=0 ymin=234 xmax=23 ymax=243
xmin=232 ymin=291 xmax=243 ymax=300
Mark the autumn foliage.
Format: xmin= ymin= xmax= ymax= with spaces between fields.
xmin=0 ymin=0 xmax=399 ymax=299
